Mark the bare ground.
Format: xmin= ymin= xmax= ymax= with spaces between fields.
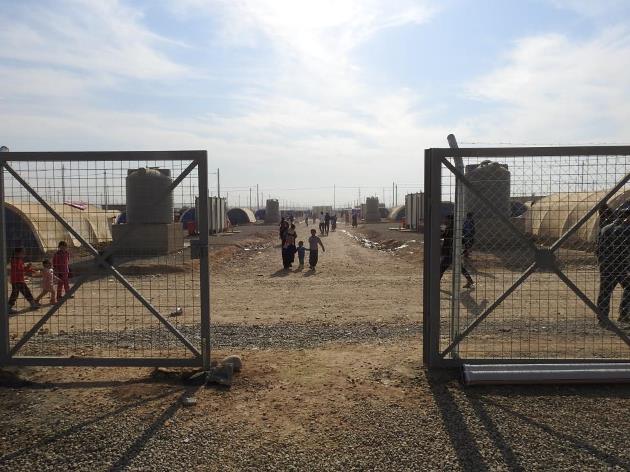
xmin=2 ymin=223 xmax=630 ymax=470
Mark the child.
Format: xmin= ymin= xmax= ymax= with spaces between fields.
xmin=8 ymin=247 xmax=40 ymax=314
xmin=53 ymin=241 xmax=72 ymax=299
xmin=308 ymin=229 xmax=325 ymax=270
xmin=296 ymin=241 xmax=307 ymax=268
xmin=35 ymin=260 xmax=59 ymax=305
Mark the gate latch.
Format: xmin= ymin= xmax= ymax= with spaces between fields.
xmin=535 ymin=248 xmax=556 ymax=271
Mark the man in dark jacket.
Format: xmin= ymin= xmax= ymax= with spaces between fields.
xmin=463 ymin=212 xmax=475 ymax=258
xmin=440 ymin=215 xmax=475 ymax=289
xmin=596 ymin=207 xmax=630 ymax=323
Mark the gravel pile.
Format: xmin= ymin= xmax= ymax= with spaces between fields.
xmin=18 ymin=321 xmax=421 ymax=356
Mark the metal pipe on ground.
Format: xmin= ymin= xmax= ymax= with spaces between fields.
xmin=462 ymin=363 xmax=630 ymax=385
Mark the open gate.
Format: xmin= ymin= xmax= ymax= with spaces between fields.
xmin=0 ymin=151 xmax=211 ymax=368
xmin=424 ymin=146 xmax=630 ymax=368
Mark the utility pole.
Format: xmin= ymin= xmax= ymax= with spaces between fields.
xmin=395 ymin=184 xmax=398 ymax=206
xmin=392 ymin=182 xmax=395 ymax=207
xmin=217 ymin=168 xmax=220 ymax=199
xmin=256 ymin=184 xmax=259 ymax=209
xmin=358 ymin=187 xmax=361 ymax=205
xmin=249 ymin=187 xmax=252 ymax=208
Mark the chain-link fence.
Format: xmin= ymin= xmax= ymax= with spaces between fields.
xmin=424 ymin=146 xmax=630 ymax=368
xmin=0 ymin=152 xmax=211 ymax=368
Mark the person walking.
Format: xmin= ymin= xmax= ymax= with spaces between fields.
xmin=8 ymin=247 xmax=40 ymax=313
xmin=319 ymin=212 xmax=325 ymax=235
xmin=463 ymin=212 xmax=476 ymax=258
xmin=440 ymin=215 xmax=475 ymax=288
xmin=53 ymin=241 xmax=72 ymax=299
xmin=308 ymin=229 xmax=325 ymax=270
xmin=296 ymin=241 xmax=306 ymax=269
xmin=324 ymin=212 xmax=330 ymax=235
xmin=35 ymin=259 xmax=60 ymax=305
xmin=596 ymin=206 xmax=630 ymax=324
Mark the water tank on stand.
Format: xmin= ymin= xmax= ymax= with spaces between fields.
xmin=464 ymin=161 xmax=511 ymax=246
xmin=126 ymin=168 xmax=174 ymax=224
xmin=265 ymin=199 xmax=281 ymax=224
xmin=365 ymin=197 xmax=380 ymax=223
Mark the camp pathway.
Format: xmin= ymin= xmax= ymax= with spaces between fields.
xmin=210 ymin=223 xmax=422 ymax=327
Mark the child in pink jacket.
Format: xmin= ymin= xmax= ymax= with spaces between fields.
xmin=52 ymin=241 xmax=72 ymax=298
xmin=36 ymin=259 xmax=60 ymax=305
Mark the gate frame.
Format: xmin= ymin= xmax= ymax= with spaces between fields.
xmin=0 ymin=151 xmax=211 ymax=369
xmin=424 ymin=146 xmax=630 ymax=369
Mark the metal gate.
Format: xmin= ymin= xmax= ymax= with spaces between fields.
xmin=424 ymin=146 xmax=630 ymax=368
xmin=0 ymin=151 xmax=211 ymax=368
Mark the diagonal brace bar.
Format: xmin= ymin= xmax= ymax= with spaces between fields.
xmin=441 ymin=263 xmax=538 ymax=358
xmin=441 ymin=157 xmax=538 ymax=252
xmin=3 ymin=163 xmax=201 ymax=358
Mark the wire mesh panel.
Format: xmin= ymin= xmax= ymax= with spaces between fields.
xmin=424 ymin=147 xmax=630 ymax=367
xmin=0 ymin=152 xmax=210 ymax=367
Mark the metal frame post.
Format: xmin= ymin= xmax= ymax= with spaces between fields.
xmin=447 ymin=134 xmax=464 ymax=356
xmin=0 ymin=162 xmax=9 ymax=363
xmin=423 ymin=149 xmax=444 ymax=368
xmin=198 ymin=155 xmax=211 ymax=370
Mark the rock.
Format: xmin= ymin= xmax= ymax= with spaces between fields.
xmin=221 ymin=354 xmax=243 ymax=373
xmin=181 ymin=396 xmax=197 ymax=407
xmin=207 ymin=364 xmax=234 ymax=387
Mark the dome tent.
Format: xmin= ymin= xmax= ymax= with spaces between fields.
xmin=227 ymin=207 xmax=256 ymax=225
xmin=4 ymin=201 xmax=118 ymax=258
xmin=524 ymin=189 xmax=630 ymax=244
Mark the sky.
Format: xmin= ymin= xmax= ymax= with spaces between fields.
xmin=2 ymin=0 xmax=630 ymax=207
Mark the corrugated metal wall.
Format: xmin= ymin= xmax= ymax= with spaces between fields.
xmin=405 ymin=192 xmax=424 ymax=230
xmin=196 ymin=197 xmax=226 ymax=234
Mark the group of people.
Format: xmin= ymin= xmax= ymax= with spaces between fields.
xmin=7 ymin=241 xmax=72 ymax=314
xmin=279 ymin=218 xmax=325 ymax=270
xmin=303 ymin=212 xmax=337 ymax=235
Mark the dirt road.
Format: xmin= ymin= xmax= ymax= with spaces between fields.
xmin=211 ymin=225 xmax=421 ymax=326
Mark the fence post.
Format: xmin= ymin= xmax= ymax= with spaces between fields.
xmin=0 ymin=162 xmax=8 ymax=363
xmin=198 ymin=154 xmax=211 ymax=370
xmin=423 ymin=149 xmax=443 ymax=368
xmin=447 ymin=134 xmax=464 ymax=357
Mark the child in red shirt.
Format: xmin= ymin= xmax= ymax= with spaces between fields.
xmin=8 ymin=247 xmax=40 ymax=314
xmin=53 ymin=241 xmax=72 ymax=299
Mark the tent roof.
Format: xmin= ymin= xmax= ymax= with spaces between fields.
xmin=6 ymin=201 xmax=118 ymax=252
xmin=524 ymin=189 xmax=629 ymax=243
xmin=227 ymin=207 xmax=256 ymax=223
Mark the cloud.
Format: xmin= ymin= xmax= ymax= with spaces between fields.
xmin=549 ymin=0 xmax=630 ymax=18
xmin=0 ymin=0 xmax=188 ymax=80
xmin=1 ymin=0 xmax=443 ymax=204
xmin=465 ymin=27 xmax=630 ymax=143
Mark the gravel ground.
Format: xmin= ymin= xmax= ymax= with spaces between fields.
xmin=2 ymin=362 xmax=630 ymax=471
xmin=19 ymin=320 xmax=421 ymax=356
